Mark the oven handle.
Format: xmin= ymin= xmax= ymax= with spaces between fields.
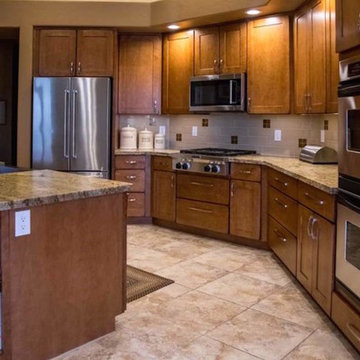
xmin=339 ymin=190 xmax=360 ymax=214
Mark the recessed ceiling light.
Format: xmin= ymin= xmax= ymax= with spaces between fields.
xmin=246 ymin=9 xmax=261 ymax=15
xmin=168 ymin=24 xmax=180 ymax=30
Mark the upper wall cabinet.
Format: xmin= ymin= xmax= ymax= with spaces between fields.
xmin=294 ymin=0 xmax=338 ymax=114
xmin=162 ymin=30 xmax=194 ymax=114
xmin=336 ymin=0 xmax=360 ymax=52
xmin=247 ymin=15 xmax=290 ymax=114
xmin=118 ymin=34 xmax=162 ymax=115
xmin=194 ymin=23 xmax=247 ymax=75
xmin=35 ymin=28 xmax=115 ymax=77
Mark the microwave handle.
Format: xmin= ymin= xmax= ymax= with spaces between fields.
xmin=229 ymin=80 xmax=237 ymax=105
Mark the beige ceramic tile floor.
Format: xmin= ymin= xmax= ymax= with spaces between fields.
xmin=55 ymin=224 xmax=360 ymax=360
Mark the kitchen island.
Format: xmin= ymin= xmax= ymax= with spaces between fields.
xmin=0 ymin=170 xmax=130 ymax=360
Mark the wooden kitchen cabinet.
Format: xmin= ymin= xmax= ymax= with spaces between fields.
xmin=36 ymin=28 xmax=115 ymax=77
xmin=336 ymin=0 xmax=360 ymax=52
xmin=247 ymin=15 xmax=290 ymax=114
xmin=118 ymin=34 xmax=162 ymax=114
xmin=152 ymin=170 xmax=176 ymax=221
xmin=297 ymin=205 xmax=335 ymax=315
xmin=37 ymin=29 xmax=77 ymax=76
xmin=294 ymin=0 xmax=338 ymax=114
xmin=194 ymin=23 xmax=246 ymax=75
xmin=230 ymin=180 xmax=261 ymax=240
xmin=162 ymin=30 xmax=194 ymax=114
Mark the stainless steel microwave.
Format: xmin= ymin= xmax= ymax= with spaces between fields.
xmin=189 ymin=74 xmax=246 ymax=112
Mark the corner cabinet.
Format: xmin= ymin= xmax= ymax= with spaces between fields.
xmin=118 ymin=34 xmax=162 ymax=115
xmin=35 ymin=28 xmax=115 ymax=77
xmin=247 ymin=15 xmax=290 ymax=114
xmin=162 ymin=30 xmax=194 ymax=114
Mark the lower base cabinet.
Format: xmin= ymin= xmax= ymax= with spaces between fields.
xmin=127 ymin=193 xmax=145 ymax=217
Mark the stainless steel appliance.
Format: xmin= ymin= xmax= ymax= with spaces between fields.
xmin=189 ymin=74 xmax=246 ymax=112
xmin=172 ymin=148 xmax=256 ymax=176
xmin=299 ymin=145 xmax=338 ymax=164
xmin=32 ymin=77 xmax=111 ymax=178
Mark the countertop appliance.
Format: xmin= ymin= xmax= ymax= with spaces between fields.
xmin=172 ymin=148 xmax=256 ymax=176
xmin=336 ymin=55 xmax=360 ymax=311
xmin=190 ymin=74 xmax=246 ymax=112
xmin=32 ymin=77 xmax=111 ymax=179
xmin=299 ymin=145 xmax=338 ymax=164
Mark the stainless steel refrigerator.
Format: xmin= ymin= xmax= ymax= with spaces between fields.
xmin=32 ymin=77 xmax=111 ymax=178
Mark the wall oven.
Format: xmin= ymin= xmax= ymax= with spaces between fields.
xmin=189 ymin=74 xmax=246 ymax=112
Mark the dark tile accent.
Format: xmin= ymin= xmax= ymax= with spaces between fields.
xmin=263 ymin=119 xmax=271 ymax=128
xmin=176 ymin=133 xmax=182 ymax=142
xmin=324 ymin=120 xmax=329 ymax=130
xmin=202 ymin=118 xmax=209 ymax=127
xmin=231 ymin=136 xmax=238 ymax=145
xmin=298 ymin=138 xmax=307 ymax=148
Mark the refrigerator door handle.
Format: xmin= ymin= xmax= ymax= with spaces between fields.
xmin=63 ymin=90 xmax=70 ymax=159
xmin=72 ymin=89 xmax=78 ymax=159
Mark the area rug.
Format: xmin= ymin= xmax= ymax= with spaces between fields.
xmin=126 ymin=265 xmax=174 ymax=303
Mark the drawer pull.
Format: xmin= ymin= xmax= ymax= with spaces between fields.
xmin=188 ymin=207 xmax=213 ymax=214
xmin=273 ymin=228 xmax=287 ymax=243
xmin=126 ymin=160 xmax=137 ymax=165
xmin=190 ymin=182 xmax=214 ymax=188
xmin=274 ymin=177 xmax=288 ymax=187
xmin=274 ymin=197 xmax=288 ymax=209
xmin=239 ymin=170 xmax=252 ymax=174
xmin=304 ymin=192 xmax=324 ymax=206
xmin=126 ymin=175 xmax=137 ymax=180
xmin=128 ymin=198 xmax=136 ymax=202
xmin=347 ymin=323 xmax=360 ymax=342
xmin=171 ymin=175 xmax=175 ymax=188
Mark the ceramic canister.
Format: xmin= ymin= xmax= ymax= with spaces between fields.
xmin=154 ymin=133 xmax=166 ymax=150
xmin=138 ymin=128 xmax=154 ymax=150
xmin=120 ymin=125 xmax=137 ymax=150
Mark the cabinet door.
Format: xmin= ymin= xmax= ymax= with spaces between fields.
xmin=308 ymin=0 xmax=327 ymax=113
xmin=76 ymin=29 xmax=114 ymax=76
xmin=194 ymin=27 xmax=220 ymax=75
xmin=248 ymin=16 xmax=290 ymax=114
xmin=152 ymin=170 xmax=176 ymax=221
xmin=311 ymin=214 xmax=335 ymax=315
xmin=220 ymin=23 xmax=247 ymax=74
xmin=297 ymin=205 xmax=314 ymax=293
xmin=38 ymin=29 xmax=76 ymax=76
xmin=118 ymin=35 xmax=162 ymax=114
xmin=294 ymin=7 xmax=310 ymax=114
xmin=230 ymin=180 xmax=261 ymax=240
xmin=163 ymin=30 xmax=194 ymax=114
xmin=336 ymin=0 xmax=360 ymax=52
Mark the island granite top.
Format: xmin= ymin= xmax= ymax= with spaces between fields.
xmin=0 ymin=170 xmax=131 ymax=211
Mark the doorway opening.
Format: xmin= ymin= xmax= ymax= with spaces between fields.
xmin=0 ymin=28 xmax=19 ymax=166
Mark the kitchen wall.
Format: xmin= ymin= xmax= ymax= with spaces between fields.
xmin=119 ymin=113 xmax=338 ymax=157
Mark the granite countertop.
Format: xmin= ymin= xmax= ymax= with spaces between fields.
xmin=0 ymin=170 xmax=131 ymax=211
xmin=115 ymin=149 xmax=180 ymax=156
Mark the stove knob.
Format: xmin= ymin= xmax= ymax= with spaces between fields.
xmin=204 ymin=164 xmax=212 ymax=172
xmin=175 ymin=162 xmax=183 ymax=169
xmin=211 ymin=165 xmax=221 ymax=173
xmin=182 ymin=162 xmax=191 ymax=170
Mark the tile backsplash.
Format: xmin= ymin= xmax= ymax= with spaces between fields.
xmin=118 ymin=113 xmax=338 ymax=157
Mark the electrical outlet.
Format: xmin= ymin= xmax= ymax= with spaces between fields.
xmin=15 ymin=210 xmax=31 ymax=237
xmin=192 ymin=126 xmax=198 ymax=137
xmin=320 ymin=130 xmax=325 ymax=143
xmin=274 ymin=129 xmax=282 ymax=142
xmin=159 ymin=126 xmax=166 ymax=135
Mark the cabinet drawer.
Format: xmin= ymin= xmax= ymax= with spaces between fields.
xmin=176 ymin=199 xmax=229 ymax=234
xmin=115 ymin=170 xmax=145 ymax=192
xmin=115 ymin=156 xmax=146 ymax=170
xmin=152 ymin=156 xmax=173 ymax=171
xmin=268 ymin=187 xmax=298 ymax=235
xmin=298 ymin=182 xmax=335 ymax=222
xmin=127 ymin=193 xmax=145 ymax=217
xmin=332 ymin=292 xmax=360 ymax=352
xmin=268 ymin=216 xmax=297 ymax=275
xmin=231 ymin=163 xmax=261 ymax=182
xmin=268 ymin=168 xmax=298 ymax=200
xmin=177 ymin=174 xmax=229 ymax=205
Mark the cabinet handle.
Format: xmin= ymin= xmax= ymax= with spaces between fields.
xmin=126 ymin=160 xmax=137 ymax=165
xmin=171 ymin=175 xmax=175 ymax=188
xmin=190 ymin=181 xmax=214 ymax=188
xmin=153 ymin=100 xmax=158 ymax=114
xmin=347 ymin=323 xmax=360 ymax=342
xmin=311 ymin=217 xmax=318 ymax=241
xmin=247 ymin=97 xmax=251 ymax=110
xmin=273 ymin=228 xmax=287 ymax=243
xmin=128 ymin=198 xmax=136 ymax=203
xmin=308 ymin=94 xmax=312 ymax=112
xmin=304 ymin=192 xmax=324 ymax=206
xmin=231 ymin=182 xmax=235 ymax=197
xmin=70 ymin=62 xmax=74 ymax=75
xmin=307 ymin=216 xmax=314 ymax=238
xmin=274 ymin=177 xmax=288 ymax=187
xmin=189 ymin=207 xmax=213 ymax=214
xmin=219 ymin=59 xmax=224 ymax=67
xmin=77 ymin=62 xmax=81 ymax=74
xmin=238 ymin=170 xmax=252 ymax=175
xmin=126 ymin=175 xmax=137 ymax=180
xmin=274 ymin=197 xmax=288 ymax=209
xmin=213 ymin=59 xmax=218 ymax=70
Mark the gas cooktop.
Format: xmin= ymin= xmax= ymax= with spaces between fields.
xmin=180 ymin=148 xmax=256 ymax=157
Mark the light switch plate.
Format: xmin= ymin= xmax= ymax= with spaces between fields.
xmin=15 ymin=210 xmax=31 ymax=237
xmin=274 ymin=129 xmax=282 ymax=142
xmin=192 ymin=126 xmax=198 ymax=137
xmin=320 ymin=130 xmax=326 ymax=143
xmin=159 ymin=126 xmax=166 ymax=135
